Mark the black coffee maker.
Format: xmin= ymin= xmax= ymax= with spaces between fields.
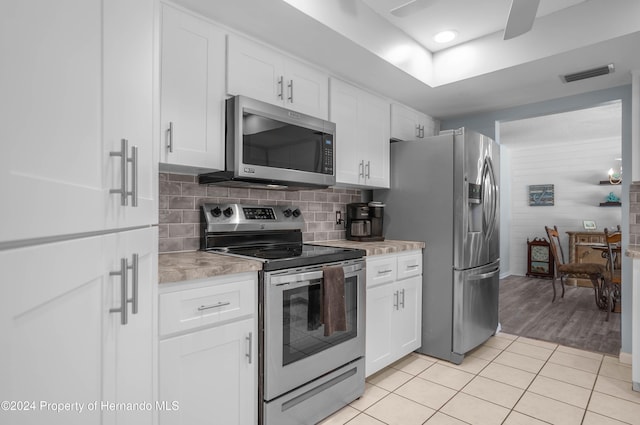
xmin=346 ymin=202 xmax=385 ymax=241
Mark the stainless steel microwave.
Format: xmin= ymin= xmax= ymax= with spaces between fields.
xmin=199 ymin=95 xmax=336 ymax=190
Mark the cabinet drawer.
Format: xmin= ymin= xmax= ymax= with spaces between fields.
xmin=160 ymin=277 xmax=255 ymax=336
xmin=397 ymin=251 xmax=422 ymax=280
xmin=366 ymin=255 xmax=397 ymax=287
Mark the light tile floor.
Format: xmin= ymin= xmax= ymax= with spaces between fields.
xmin=319 ymin=333 xmax=640 ymax=425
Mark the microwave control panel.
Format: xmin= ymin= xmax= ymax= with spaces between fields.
xmin=323 ymin=137 xmax=334 ymax=175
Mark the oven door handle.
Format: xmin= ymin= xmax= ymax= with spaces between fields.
xmin=270 ymin=270 xmax=324 ymax=286
xmin=269 ymin=263 xmax=362 ymax=286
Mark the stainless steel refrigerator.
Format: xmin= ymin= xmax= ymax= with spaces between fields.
xmin=374 ymin=128 xmax=500 ymax=364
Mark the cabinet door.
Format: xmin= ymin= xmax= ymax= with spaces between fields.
xmin=104 ymin=0 xmax=156 ymax=228
xmin=160 ymin=5 xmax=226 ymax=171
xmin=365 ymin=284 xmax=395 ymax=377
xmin=227 ymin=35 xmax=283 ymax=106
xmin=283 ymin=60 xmax=329 ymax=119
xmin=104 ymin=227 xmax=157 ymax=425
xmin=361 ymin=92 xmax=390 ymax=188
xmin=329 ymin=79 xmax=364 ymax=186
xmin=159 ymin=318 xmax=256 ymax=425
xmin=395 ymin=276 xmax=422 ymax=354
xmin=0 ymin=0 xmax=106 ymax=242
xmin=0 ymin=234 xmax=113 ymax=424
xmin=390 ymin=103 xmax=421 ymax=142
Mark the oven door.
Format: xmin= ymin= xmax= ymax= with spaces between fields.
xmin=263 ymin=259 xmax=365 ymax=400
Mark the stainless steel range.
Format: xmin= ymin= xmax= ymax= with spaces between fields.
xmin=201 ymin=204 xmax=366 ymax=425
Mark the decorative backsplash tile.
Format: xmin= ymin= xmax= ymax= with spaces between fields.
xmin=629 ymin=183 xmax=640 ymax=245
xmin=159 ymin=173 xmax=363 ymax=253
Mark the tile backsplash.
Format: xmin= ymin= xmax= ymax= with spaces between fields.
xmin=630 ymin=182 xmax=640 ymax=244
xmin=159 ymin=173 xmax=363 ymax=253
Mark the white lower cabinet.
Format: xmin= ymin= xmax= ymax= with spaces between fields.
xmin=0 ymin=227 xmax=156 ymax=425
xmin=365 ymin=251 xmax=422 ymax=377
xmin=158 ymin=272 xmax=257 ymax=425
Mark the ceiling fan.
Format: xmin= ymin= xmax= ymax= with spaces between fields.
xmin=390 ymin=0 xmax=541 ymax=40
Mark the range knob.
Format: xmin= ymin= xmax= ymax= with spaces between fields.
xmin=283 ymin=208 xmax=292 ymax=218
xmin=211 ymin=207 xmax=222 ymax=217
xmin=292 ymin=208 xmax=301 ymax=218
xmin=223 ymin=207 xmax=234 ymax=218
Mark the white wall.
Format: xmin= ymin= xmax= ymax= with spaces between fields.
xmin=503 ymin=136 xmax=621 ymax=275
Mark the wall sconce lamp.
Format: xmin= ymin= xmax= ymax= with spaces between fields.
xmin=608 ymin=158 xmax=622 ymax=185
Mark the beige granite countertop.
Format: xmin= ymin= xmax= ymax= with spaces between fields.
xmin=625 ymin=245 xmax=640 ymax=259
xmin=309 ymin=239 xmax=425 ymax=256
xmin=159 ymin=251 xmax=262 ymax=284
xmin=159 ymin=239 xmax=424 ymax=283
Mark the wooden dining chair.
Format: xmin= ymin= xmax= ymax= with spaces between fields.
xmin=544 ymin=226 xmax=606 ymax=305
xmin=603 ymin=227 xmax=622 ymax=318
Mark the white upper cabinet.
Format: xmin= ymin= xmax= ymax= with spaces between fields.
xmin=390 ymin=103 xmax=438 ymax=142
xmin=227 ymin=35 xmax=329 ymax=119
xmin=329 ymin=78 xmax=390 ymax=189
xmin=103 ymin=0 xmax=156 ymax=229
xmin=0 ymin=0 xmax=155 ymax=244
xmin=160 ymin=4 xmax=226 ymax=173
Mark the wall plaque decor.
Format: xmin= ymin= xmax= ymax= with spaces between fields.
xmin=528 ymin=184 xmax=554 ymax=206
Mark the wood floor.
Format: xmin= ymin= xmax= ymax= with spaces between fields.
xmin=499 ymin=275 xmax=621 ymax=355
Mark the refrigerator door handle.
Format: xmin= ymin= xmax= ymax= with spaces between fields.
xmin=467 ymin=267 xmax=500 ymax=281
xmin=481 ymin=157 xmax=498 ymax=241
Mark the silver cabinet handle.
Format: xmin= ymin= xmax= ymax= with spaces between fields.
xmin=197 ymin=301 xmax=231 ymax=311
xmin=129 ymin=145 xmax=138 ymax=207
xmin=287 ymin=80 xmax=293 ymax=102
xmin=365 ymin=161 xmax=371 ymax=179
xmin=415 ymin=124 xmax=421 ymax=138
xmin=246 ymin=332 xmax=253 ymax=364
xmin=110 ymin=139 xmax=129 ymax=206
xmin=109 ymin=139 xmax=138 ymax=207
xmin=109 ymin=255 xmax=139 ymax=325
xmin=167 ymin=122 xmax=174 ymax=153
xmin=400 ymin=288 xmax=405 ymax=309
xmin=377 ymin=269 xmax=393 ymax=275
xmin=129 ymin=253 xmax=139 ymax=314
xmin=278 ymin=76 xmax=284 ymax=99
xmin=393 ymin=290 xmax=399 ymax=310
xmin=419 ymin=125 xmax=425 ymax=138
xmin=358 ymin=160 xmax=365 ymax=178
xmin=110 ymin=258 xmax=129 ymax=325
xmin=406 ymin=264 xmax=420 ymax=270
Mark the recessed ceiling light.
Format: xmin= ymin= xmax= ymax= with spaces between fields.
xmin=433 ymin=30 xmax=457 ymax=43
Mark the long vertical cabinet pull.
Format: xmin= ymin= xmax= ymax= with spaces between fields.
xmin=167 ymin=122 xmax=174 ymax=153
xmin=129 ymin=253 xmax=139 ymax=314
xmin=110 ymin=139 xmax=129 ymax=206
xmin=109 ymin=138 xmax=139 ymax=207
xmin=400 ymin=289 xmax=405 ymax=309
xmin=109 ymin=254 xmax=140 ymax=325
xmin=129 ymin=146 xmax=138 ymax=207
xmin=393 ymin=290 xmax=399 ymax=310
xmin=358 ymin=160 xmax=365 ymax=178
xmin=110 ymin=258 xmax=129 ymax=325
xmin=246 ymin=332 xmax=253 ymax=364
xmin=287 ymin=80 xmax=294 ymax=103
xmin=277 ymin=76 xmax=284 ymax=100
xmin=365 ymin=161 xmax=371 ymax=179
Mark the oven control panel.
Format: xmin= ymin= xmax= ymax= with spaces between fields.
xmin=201 ymin=203 xmax=305 ymax=232
xmin=243 ymin=207 xmax=276 ymax=220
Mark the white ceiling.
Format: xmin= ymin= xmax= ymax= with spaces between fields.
xmin=361 ymin=0 xmax=588 ymax=52
xmin=175 ymin=0 xmax=640 ymax=120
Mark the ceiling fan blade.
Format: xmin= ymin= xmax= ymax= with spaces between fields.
xmin=390 ymin=0 xmax=438 ymax=18
xmin=503 ymin=0 xmax=541 ymax=40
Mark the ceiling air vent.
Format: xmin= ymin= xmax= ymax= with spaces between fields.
xmin=561 ymin=64 xmax=615 ymax=83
